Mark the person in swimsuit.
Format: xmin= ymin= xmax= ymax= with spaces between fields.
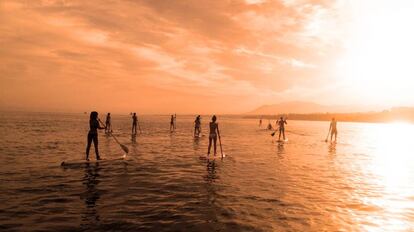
xmin=170 ymin=115 xmax=175 ymax=132
xmin=105 ymin=113 xmax=112 ymax=134
xmin=132 ymin=113 xmax=138 ymax=135
xmin=207 ymin=115 xmax=220 ymax=156
xmin=329 ymin=117 xmax=338 ymax=142
xmin=194 ymin=115 xmax=201 ymax=137
xmin=276 ymin=116 xmax=287 ymax=140
xmin=85 ymin=111 xmax=105 ymax=161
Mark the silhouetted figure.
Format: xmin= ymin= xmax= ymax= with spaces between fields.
xmin=132 ymin=113 xmax=138 ymax=135
xmin=174 ymin=114 xmax=177 ymax=130
xmin=267 ymin=121 xmax=273 ymax=130
xmin=170 ymin=115 xmax=175 ymax=132
xmin=207 ymin=115 xmax=221 ymax=156
xmin=194 ymin=115 xmax=201 ymax=137
xmin=329 ymin=117 xmax=338 ymax=142
xmin=105 ymin=113 xmax=112 ymax=134
xmin=259 ymin=118 xmax=262 ymax=127
xmin=85 ymin=111 xmax=105 ymax=161
xmin=276 ymin=117 xmax=287 ymax=140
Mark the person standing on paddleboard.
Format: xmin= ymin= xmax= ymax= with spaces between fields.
xmin=276 ymin=116 xmax=287 ymax=140
xmin=207 ymin=115 xmax=221 ymax=156
xmin=329 ymin=117 xmax=338 ymax=142
xmin=194 ymin=115 xmax=201 ymax=137
xmin=86 ymin=111 xmax=106 ymax=161
xmin=105 ymin=113 xmax=112 ymax=134
xmin=170 ymin=115 xmax=175 ymax=132
xmin=132 ymin=113 xmax=138 ymax=135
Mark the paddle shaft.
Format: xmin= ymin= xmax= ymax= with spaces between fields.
xmin=218 ymin=135 xmax=223 ymax=156
xmin=99 ymin=119 xmax=123 ymax=146
xmin=325 ymin=127 xmax=331 ymax=141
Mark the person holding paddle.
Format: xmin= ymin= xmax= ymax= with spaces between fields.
xmin=86 ymin=111 xmax=106 ymax=161
xmin=207 ymin=115 xmax=221 ymax=156
xmin=105 ymin=112 xmax=112 ymax=134
xmin=276 ymin=116 xmax=287 ymax=141
xmin=170 ymin=115 xmax=175 ymax=132
xmin=329 ymin=117 xmax=338 ymax=142
xmin=132 ymin=113 xmax=138 ymax=135
xmin=194 ymin=115 xmax=201 ymax=137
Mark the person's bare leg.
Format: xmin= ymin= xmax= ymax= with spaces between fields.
xmin=86 ymin=134 xmax=92 ymax=161
xmin=207 ymin=138 xmax=212 ymax=155
xmin=93 ymin=135 xmax=100 ymax=160
xmin=213 ymin=137 xmax=217 ymax=156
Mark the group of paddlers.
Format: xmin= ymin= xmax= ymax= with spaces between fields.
xmin=85 ymin=112 xmax=221 ymax=161
xmin=86 ymin=112 xmax=338 ymax=161
xmin=260 ymin=117 xmax=338 ymax=142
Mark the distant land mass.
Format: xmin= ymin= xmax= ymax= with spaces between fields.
xmin=247 ymin=101 xmax=372 ymax=115
xmin=246 ymin=102 xmax=414 ymax=123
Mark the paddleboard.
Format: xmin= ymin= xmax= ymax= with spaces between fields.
xmin=277 ymin=139 xmax=289 ymax=143
xmin=61 ymin=157 xmax=126 ymax=166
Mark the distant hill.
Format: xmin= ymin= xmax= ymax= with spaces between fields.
xmin=247 ymin=101 xmax=348 ymax=115
xmin=245 ymin=104 xmax=414 ymax=123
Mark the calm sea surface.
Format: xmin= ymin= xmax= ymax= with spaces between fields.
xmin=1 ymin=112 xmax=414 ymax=231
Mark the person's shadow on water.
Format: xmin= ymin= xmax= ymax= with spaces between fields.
xmin=80 ymin=162 xmax=101 ymax=230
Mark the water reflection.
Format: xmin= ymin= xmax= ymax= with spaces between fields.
xmin=81 ymin=162 xmax=101 ymax=230
xmin=131 ymin=134 xmax=136 ymax=143
xmin=277 ymin=143 xmax=285 ymax=157
xmin=328 ymin=142 xmax=336 ymax=156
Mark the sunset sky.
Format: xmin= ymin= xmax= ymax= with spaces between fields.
xmin=1 ymin=0 xmax=414 ymax=114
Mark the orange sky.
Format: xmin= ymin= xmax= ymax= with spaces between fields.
xmin=1 ymin=0 xmax=413 ymax=114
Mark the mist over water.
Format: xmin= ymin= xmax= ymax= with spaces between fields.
xmin=1 ymin=112 xmax=414 ymax=231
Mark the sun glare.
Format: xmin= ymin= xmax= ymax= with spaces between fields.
xmin=337 ymin=0 xmax=414 ymax=106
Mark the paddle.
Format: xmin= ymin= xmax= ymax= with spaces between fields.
xmin=271 ymin=126 xmax=280 ymax=136
xmin=325 ymin=128 xmax=331 ymax=142
xmin=99 ymin=119 xmax=129 ymax=154
xmin=218 ymin=135 xmax=225 ymax=158
xmin=137 ymin=120 xmax=142 ymax=134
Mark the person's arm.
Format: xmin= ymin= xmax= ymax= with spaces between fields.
xmin=97 ymin=119 xmax=106 ymax=129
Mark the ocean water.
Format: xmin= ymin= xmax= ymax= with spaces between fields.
xmin=1 ymin=112 xmax=414 ymax=231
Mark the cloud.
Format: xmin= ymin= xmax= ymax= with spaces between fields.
xmin=0 ymin=0 xmax=347 ymax=113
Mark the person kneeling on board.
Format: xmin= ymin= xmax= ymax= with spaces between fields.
xmin=85 ymin=111 xmax=106 ymax=161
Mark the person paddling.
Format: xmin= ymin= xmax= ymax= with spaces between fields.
xmin=329 ymin=117 xmax=338 ymax=142
xmin=194 ymin=115 xmax=201 ymax=137
xmin=105 ymin=113 xmax=112 ymax=134
xmin=276 ymin=116 xmax=287 ymax=140
xmin=170 ymin=115 xmax=175 ymax=132
xmin=207 ymin=115 xmax=221 ymax=156
xmin=132 ymin=113 xmax=138 ymax=135
xmin=86 ymin=111 xmax=106 ymax=161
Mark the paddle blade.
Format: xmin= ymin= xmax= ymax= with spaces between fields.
xmin=120 ymin=144 xmax=129 ymax=154
xmin=271 ymin=132 xmax=276 ymax=136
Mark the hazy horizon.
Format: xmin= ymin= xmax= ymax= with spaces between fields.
xmin=1 ymin=0 xmax=414 ymax=114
